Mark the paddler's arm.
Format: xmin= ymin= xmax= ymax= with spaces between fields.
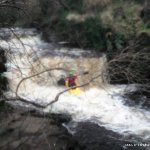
xmin=74 ymin=74 xmax=78 ymax=87
xmin=65 ymin=80 xmax=69 ymax=88
xmin=75 ymin=79 xmax=78 ymax=87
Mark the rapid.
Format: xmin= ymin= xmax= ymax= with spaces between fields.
xmin=1 ymin=28 xmax=150 ymax=141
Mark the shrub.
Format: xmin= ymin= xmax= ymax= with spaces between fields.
xmin=64 ymin=0 xmax=83 ymax=13
xmin=54 ymin=15 xmax=106 ymax=49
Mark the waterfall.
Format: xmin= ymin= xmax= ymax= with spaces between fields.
xmin=1 ymin=28 xmax=150 ymax=141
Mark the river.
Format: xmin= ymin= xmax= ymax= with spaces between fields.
xmin=0 ymin=28 xmax=150 ymax=149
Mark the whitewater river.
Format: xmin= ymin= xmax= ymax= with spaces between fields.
xmin=1 ymin=28 xmax=150 ymax=143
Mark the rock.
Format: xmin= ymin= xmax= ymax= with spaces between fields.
xmin=10 ymin=137 xmax=28 ymax=148
xmin=72 ymin=122 xmax=147 ymax=150
xmin=50 ymin=113 xmax=72 ymax=125
xmin=0 ymin=107 xmax=148 ymax=150
xmin=125 ymin=90 xmax=150 ymax=109
xmin=0 ymin=48 xmax=7 ymax=95
xmin=136 ymin=32 xmax=150 ymax=46
xmin=140 ymin=2 xmax=150 ymax=23
xmin=0 ymin=109 xmax=77 ymax=150
xmin=57 ymin=78 xmax=65 ymax=86
xmin=0 ymin=49 xmax=6 ymax=63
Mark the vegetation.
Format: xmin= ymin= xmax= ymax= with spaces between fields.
xmin=0 ymin=0 xmax=150 ymax=85
xmin=55 ymin=16 xmax=105 ymax=49
xmin=0 ymin=1 xmax=150 ymax=150
xmin=1 ymin=0 xmax=149 ymax=49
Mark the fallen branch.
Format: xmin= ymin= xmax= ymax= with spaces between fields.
xmin=46 ymin=74 xmax=103 ymax=106
xmin=3 ymin=73 xmax=103 ymax=109
xmin=16 ymin=67 xmax=67 ymax=97
xmin=2 ymin=97 xmax=46 ymax=108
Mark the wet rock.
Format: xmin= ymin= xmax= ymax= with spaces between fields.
xmin=124 ymin=89 xmax=150 ymax=109
xmin=0 ymin=76 xmax=8 ymax=91
xmin=10 ymin=137 xmax=28 ymax=149
xmin=0 ymin=106 xmax=148 ymax=150
xmin=140 ymin=2 xmax=150 ymax=23
xmin=72 ymin=122 xmax=147 ymax=150
xmin=50 ymin=113 xmax=72 ymax=125
xmin=0 ymin=48 xmax=7 ymax=95
xmin=0 ymin=49 xmax=6 ymax=63
xmin=0 ymin=108 xmax=78 ymax=150
xmin=57 ymin=78 xmax=65 ymax=86
xmin=136 ymin=32 xmax=150 ymax=47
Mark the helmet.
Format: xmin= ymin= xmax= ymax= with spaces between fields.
xmin=69 ymin=70 xmax=74 ymax=76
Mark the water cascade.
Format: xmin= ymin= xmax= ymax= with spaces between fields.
xmin=1 ymin=28 xmax=150 ymax=141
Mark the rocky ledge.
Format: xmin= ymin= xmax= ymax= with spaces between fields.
xmin=0 ymin=102 xmax=148 ymax=150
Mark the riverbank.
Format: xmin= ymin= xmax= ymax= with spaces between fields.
xmin=0 ymin=103 xmax=77 ymax=150
xmin=0 ymin=102 xmax=149 ymax=150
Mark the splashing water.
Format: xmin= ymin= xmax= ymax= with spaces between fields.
xmin=1 ymin=28 xmax=150 ymax=140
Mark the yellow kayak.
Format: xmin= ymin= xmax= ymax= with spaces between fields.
xmin=69 ymin=87 xmax=81 ymax=94
xmin=65 ymin=80 xmax=81 ymax=94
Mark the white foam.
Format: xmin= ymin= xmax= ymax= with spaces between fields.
xmin=1 ymin=28 xmax=150 ymax=140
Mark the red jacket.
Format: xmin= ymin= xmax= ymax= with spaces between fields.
xmin=65 ymin=75 xmax=77 ymax=84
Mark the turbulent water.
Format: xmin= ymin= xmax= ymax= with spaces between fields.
xmin=1 ymin=28 xmax=150 ymax=141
